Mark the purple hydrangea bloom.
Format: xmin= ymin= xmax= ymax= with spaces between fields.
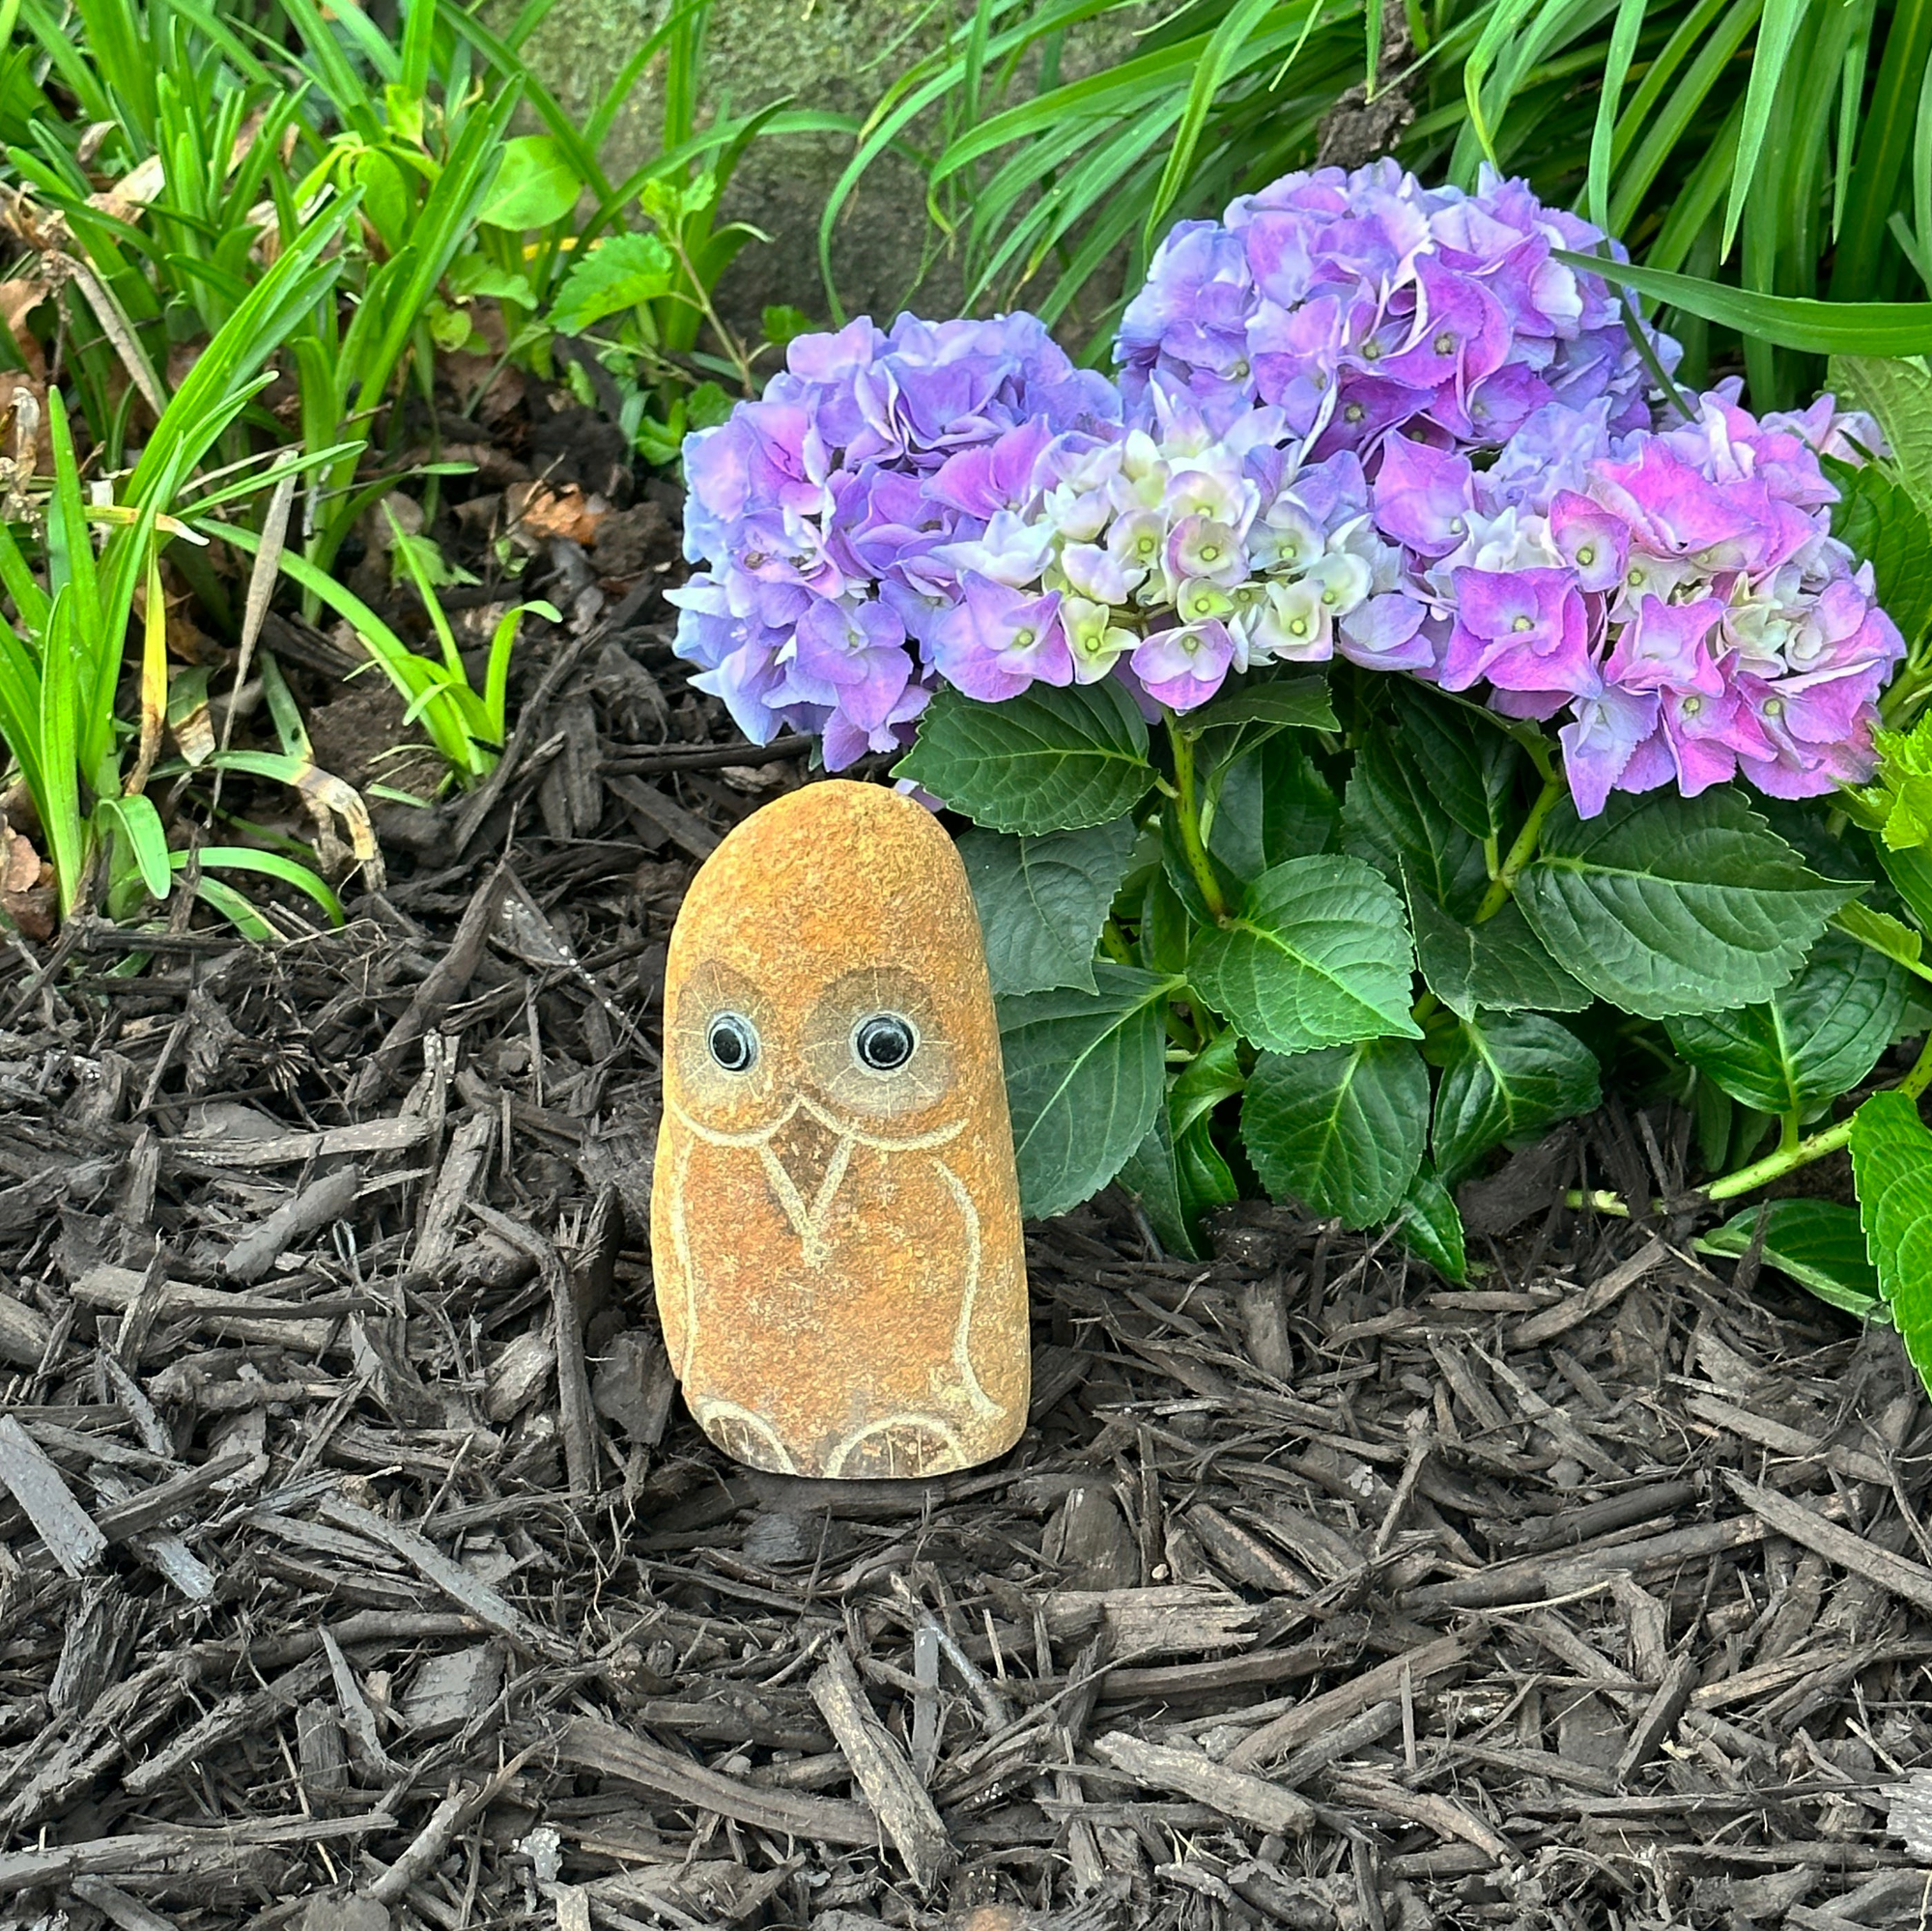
xmin=1117 ymin=159 xmax=1676 ymax=464
xmin=669 ymin=310 xmax=1119 ymax=763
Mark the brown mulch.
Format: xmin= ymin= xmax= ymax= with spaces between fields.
xmin=1 ymin=481 xmax=1931 ymax=1931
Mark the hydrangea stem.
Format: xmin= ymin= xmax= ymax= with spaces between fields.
xmin=1569 ymin=1035 xmax=1932 ymax=1218
xmin=1473 ymin=774 xmax=1565 ymax=923
xmin=1166 ymin=714 xmax=1231 ymax=924
xmin=1705 ymin=1034 xmax=1932 ymax=1201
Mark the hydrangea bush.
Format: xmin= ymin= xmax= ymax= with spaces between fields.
xmin=672 ymin=160 xmax=1932 ymax=1328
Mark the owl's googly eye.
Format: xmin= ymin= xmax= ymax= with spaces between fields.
xmin=852 ymin=1011 xmax=917 ymax=1074
xmin=707 ymin=1012 xmax=759 ymax=1073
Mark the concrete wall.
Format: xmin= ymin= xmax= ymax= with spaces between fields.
xmin=509 ymin=0 xmax=1155 ymax=336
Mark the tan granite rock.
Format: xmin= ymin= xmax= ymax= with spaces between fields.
xmin=651 ymin=779 xmax=1029 ymax=1478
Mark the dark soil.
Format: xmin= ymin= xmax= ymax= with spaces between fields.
xmin=2 ymin=415 xmax=1931 ymax=1931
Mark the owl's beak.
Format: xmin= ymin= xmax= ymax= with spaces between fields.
xmin=762 ymin=1110 xmax=853 ymax=1262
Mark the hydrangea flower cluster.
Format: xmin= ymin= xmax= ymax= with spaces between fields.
xmin=670 ymin=163 xmax=1904 ymax=818
xmin=668 ymin=311 xmax=1119 ymax=768
xmin=926 ymin=381 xmax=1406 ymax=713
xmin=1116 ymin=158 xmax=1668 ymax=460
xmin=1367 ymin=383 xmax=1903 ymax=809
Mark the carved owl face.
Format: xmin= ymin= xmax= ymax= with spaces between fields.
xmin=661 ymin=782 xmax=996 ymax=1146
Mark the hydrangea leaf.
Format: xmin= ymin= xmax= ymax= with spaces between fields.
xmin=897 ymin=681 xmax=1154 ymax=835
xmin=1701 ymin=1200 xmax=1886 ymax=1319
xmin=1117 ymin=1106 xmax=1197 ymax=1260
xmin=1850 ymin=1091 xmax=1932 ymax=1390
xmin=997 ymin=964 xmax=1173 ymax=1220
xmin=1208 ymin=735 xmax=1340 ymax=881
xmin=1517 ymin=789 xmax=1856 ymax=1020
xmin=550 ymin=233 xmax=677 ymax=334
xmin=1826 ymin=457 xmax=1932 ymax=649
xmin=1389 ymin=682 xmax=1523 ymax=843
xmin=1188 ymin=675 xmax=1338 ymax=735
xmin=1241 ymin=1039 xmax=1429 ymax=1227
xmin=1432 ymin=1011 xmax=1602 ymax=1188
xmin=1393 ymin=1163 xmax=1467 ymax=1284
xmin=1834 ymin=902 xmax=1925 ymax=980
xmin=1881 ymin=844 xmax=1932 ymax=932
xmin=1867 ymin=709 xmax=1932 ymax=849
xmin=1189 ymin=854 xmax=1423 ymax=1055
xmin=1664 ymin=929 xmax=1909 ymax=1117
xmin=478 ymin=136 xmax=582 ymax=231
xmin=1343 ymin=733 xmax=1491 ymax=923
xmin=1832 ymin=355 xmax=1932 ymax=513
xmin=959 ymin=817 xmax=1138 ymax=997
xmin=1118 ymin=1106 xmax=1240 ymax=1262
xmin=1406 ymin=880 xmax=1592 ymax=1019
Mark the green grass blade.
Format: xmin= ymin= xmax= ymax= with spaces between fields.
xmin=1589 ymin=0 xmax=1647 ymax=235
xmin=1722 ymin=0 xmax=1813 ymax=259
xmin=1554 ymin=249 xmax=1932 ymax=353
xmin=173 ymin=845 xmax=346 ymax=926
xmin=98 ymin=792 xmax=171 ymax=899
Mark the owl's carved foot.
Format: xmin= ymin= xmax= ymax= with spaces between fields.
xmin=824 ymin=1413 xmax=966 ymax=1480
xmin=695 ymin=1402 xmax=798 ymax=1474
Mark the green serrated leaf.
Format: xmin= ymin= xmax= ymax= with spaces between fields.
xmin=551 ymin=232 xmax=677 ymax=334
xmin=1188 ymin=674 xmax=1338 ymax=735
xmin=1189 ymin=855 xmax=1422 ymax=1056
xmin=1850 ymin=1089 xmax=1932 ymax=1387
xmin=1407 ymin=882 xmax=1592 ymax=1018
xmin=997 ymin=963 xmax=1173 ymax=1220
xmin=1394 ymin=1164 xmax=1467 ymax=1284
xmin=1172 ymin=1031 xmax=1245 ymax=1137
xmin=761 ymin=303 xmax=814 ymax=348
xmin=1826 ymin=458 xmax=1932 ymax=647
xmin=1389 ymin=682 xmax=1523 ymax=843
xmin=1433 ymin=1011 xmax=1603 ymax=1188
xmin=1208 ymin=734 xmax=1340 ymax=880
xmin=1241 ymin=1037 xmax=1429 ymax=1228
xmin=1833 ymin=900 xmax=1926 ymax=978
xmin=1665 ymin=929 xmax=1909 ymax=1116
xmin=1833 ymin=355 xmax=1932 ymax=509
xmin=1867 ymin=707 xmax=1932 ymax=847
xmin=1117 ymin=1106 xmax=1199 ymax=1259
xmin=1343 ymin=732 xmax=1491 ymax=922
xmin=959 ymin=817 xmax=1137 ymax=997
xmin=1701 ymin=1199 xmax=1887 ymax=1316
xmin=1517 ymin=788 xmax=1855 ymax=1020
xmin=897 ymin=681 xmax=1154 ymax=834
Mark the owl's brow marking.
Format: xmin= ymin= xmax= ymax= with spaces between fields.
xmin=794 ymin=1091 xmax=966 ymax=1150
xmin=668 ymin=1091 xmax=804 ymax=1148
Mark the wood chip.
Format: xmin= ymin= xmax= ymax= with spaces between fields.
xmin=0 ymin=1415 xmax=107 ymax=1575
xmin=552 ymin=1713 xmax=879 ymax=1845
xmin=1091 ymin=1732 xmax=1315 ymax=1834
xmin=1226 ymin=1635 xmax=1470 ymax=1771
xmin=1325 ymin=1770 xmax=1516 ymax=1864
xmin=810 ymin=1644 xmax=953 ymax=1888
xmin=1509 ymin=1239 xmax=1665 ymax=1349
xmin=1613 ymin=1651 xmax=1697 ymax=1784
xmin=1727 ymin=1475 xmax=1932 ymax=1616
xmin=319 ymin=1495 xmax=572 ymax=1662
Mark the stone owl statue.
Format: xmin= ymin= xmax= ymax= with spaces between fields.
xmin=650 ymin=779 xmax=1030 ymax=1479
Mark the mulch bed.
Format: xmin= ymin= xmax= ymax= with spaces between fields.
xmin=2 ymin=466 xmax=1932 ymax=1931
